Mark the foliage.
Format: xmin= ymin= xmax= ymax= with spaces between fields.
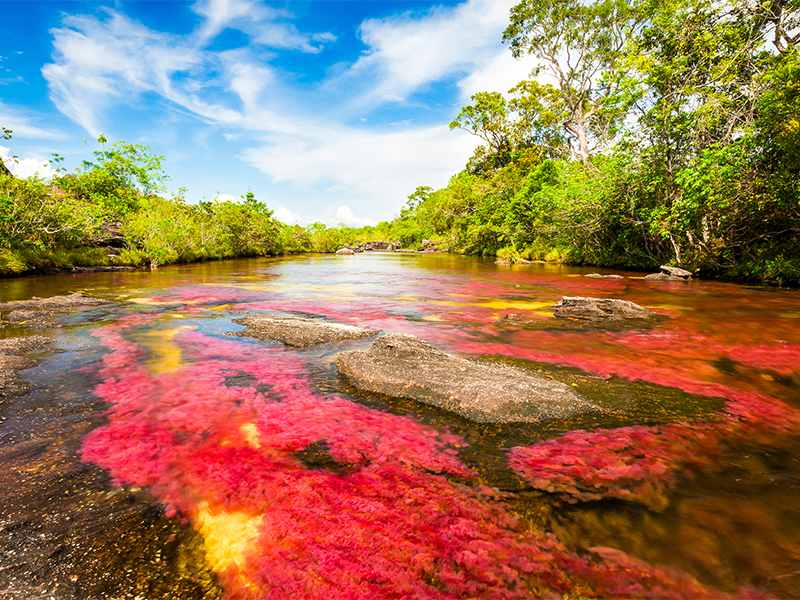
xmin=381 ymin=0 xmax=800 ymax=285
xmin=451 ymin=83 xmax=568 ymax=175
xmin=56 ymin=137 xmax=167 ymax=216
xmin=503 ymin=0 xmax=643 ymax=162
xmin=0 ymin=174 xmax=106 ymax=251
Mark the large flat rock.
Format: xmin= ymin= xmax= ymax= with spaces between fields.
xmin=550 ymin=297 xmax=656 ymax=321
xmin=230 ymin=314 xmax=380 ymax=347
xmin=337 ymin=333 xmax=600 ymax=423
xmin=0 ymin=292 xmax=108 ymax=311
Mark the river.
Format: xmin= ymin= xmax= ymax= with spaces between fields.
xmin=1 ymin=253 xmax=798 ymax=599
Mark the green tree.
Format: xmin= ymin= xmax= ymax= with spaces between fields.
xmin=451 ymin=84 xmax=568 ymax=174
xmin=504 ymin=0 xmax=642 ymax=163
xmin=56 ymin=137 xmax=168 ymax=216
xmin=450 ymin=92 xmax=515 ymax=172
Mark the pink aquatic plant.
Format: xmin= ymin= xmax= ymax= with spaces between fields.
xmin=81 ymin=319 xmax=760 ymax=599
xmin=508 ymin=389 xmax=800 ymax=509
xmin=508 ymin=423 xmax=722 ymax=509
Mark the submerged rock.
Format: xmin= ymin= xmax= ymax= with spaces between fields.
xmin=496 ymin=313 xmax=542 ymax=327
xmin=337 ymin=333 xmax=599 ymax=423
xmin=0 ymin=293 xmax=109 ymax=330
xmin=0 ymin=335 xmax=50 ymax=399
xmin=5 ymin=309 xmax=54 ymax=330
xmin=585 ymin=273 xmax=624 ymax=279
xmin=230 ymin=314 xmax=380 ymax=347
xmin=550 ymin=296 xmax=657 ymax=321
xmin=0 ymin=292 xmax=108 ymax=311
xmin=645 ymin=265 xmax=693 ymax=281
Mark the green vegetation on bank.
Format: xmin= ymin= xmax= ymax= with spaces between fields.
xmin=0 ymin=134 xmax=378 ymax=276
xmin=359 ymin=0 xmax=800 ymax=285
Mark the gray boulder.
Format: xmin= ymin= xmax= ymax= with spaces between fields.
xmin=0 ymin=293 xmax=108 ymax=330
xmin=335 ymin=247 xmax=354 ymax=256
xmin=5 ymin=309 xmax=53 ymax=330
xmin=550 ymin=296 xmax=656 ymax=321
xmin=645 ymin=265 xmax=693 ymax=281
xmin=231 ymin=314 xmax=379 ymax=347
xmin=0 ymin=292 xmax=108 ymax=311
xmin=337 ymin=333 xmax=599 ymax=423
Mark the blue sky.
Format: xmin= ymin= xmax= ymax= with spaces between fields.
xmin=0 ymin=0 xmax=537 ymax=226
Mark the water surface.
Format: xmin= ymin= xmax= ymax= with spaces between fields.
xmin=1 ymin=254 xmax=798 ymax=598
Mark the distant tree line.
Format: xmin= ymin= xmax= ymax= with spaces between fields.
xmin=0 ymin=134 xmax=372 ymax=275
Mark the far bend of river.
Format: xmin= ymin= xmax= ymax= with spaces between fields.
xmin=1 ymin=253 xmax=799 ymax=599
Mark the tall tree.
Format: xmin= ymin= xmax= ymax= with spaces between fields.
xmin=449 ymin=91 xmax=514 ymax=173
xmin=761 ymin=0 xmax=800 ymax=53
xmin=450 ymin=84 xmax=566 ymax=175
xmin=503 ymin=0 xmax=641 ymax=163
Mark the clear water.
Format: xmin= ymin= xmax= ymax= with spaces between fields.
xmin=1 ymin=254 xmax=798 ymax=599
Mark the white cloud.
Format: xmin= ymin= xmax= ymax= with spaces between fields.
xmin=43 ymin=10 xmax=206 ymax=135
xmin=240 ymin=123 xmax=474 ymax=221
xmin=41 ymin=8 xmax=307 ymax=137
xmin=332 ymin=0 xmax=524 ymax=106
xmin=273 ymin=206 xmax=311 ymax=226
xmin=191 ymin=0 xmax=335 ymax=53
xmin=216 ymin=192 xmax=236 ymax=201
xmin=456 ymin=47 xmax=541 ymax=100
xmin=330 ymin=205 xmax=373 ymax=227
xmin=0 ymin=146 xmax=54 ymax=179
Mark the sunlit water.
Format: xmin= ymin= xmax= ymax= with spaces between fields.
xmin=1 ymin=254 xmax=799 ymax=599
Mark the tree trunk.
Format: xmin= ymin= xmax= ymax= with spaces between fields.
xmin=574 ymin=126 xmax=591 ymax=164
xmin=564 ymin=105 xmax=595 ymax=164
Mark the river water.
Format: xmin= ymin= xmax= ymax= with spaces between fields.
xmin=1 ymin=254 xmax=798 ymax=599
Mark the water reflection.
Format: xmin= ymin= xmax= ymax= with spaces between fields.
xmin=1 ymin=254 xmax=798 ymax=598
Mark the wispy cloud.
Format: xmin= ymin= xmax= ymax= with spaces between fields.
xmin=0 ymin=101 xmax=66 ymax=140
xmin=43 ymin=10 xmax=206 ymax=135
xmin=191 ymin=0 xmax=336 ymax=53
xmin=238 ymin=121 xmax=474 ymax=221
xmin=330 ymin=0 xmax=525 ymax=107
xmin=38 ymin=0 xmax=534 ymax=222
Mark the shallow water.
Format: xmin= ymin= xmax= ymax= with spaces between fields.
xmin=1 ymin=254 xmax=798 ymax=599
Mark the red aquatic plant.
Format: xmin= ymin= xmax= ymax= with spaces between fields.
xmin=507 ymin=390 xmax=800 ymax=509
xmin=81 ymin=319 xmax=761 ymax=599
xmin=507 ymin=423 xmax=723 ymax=509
